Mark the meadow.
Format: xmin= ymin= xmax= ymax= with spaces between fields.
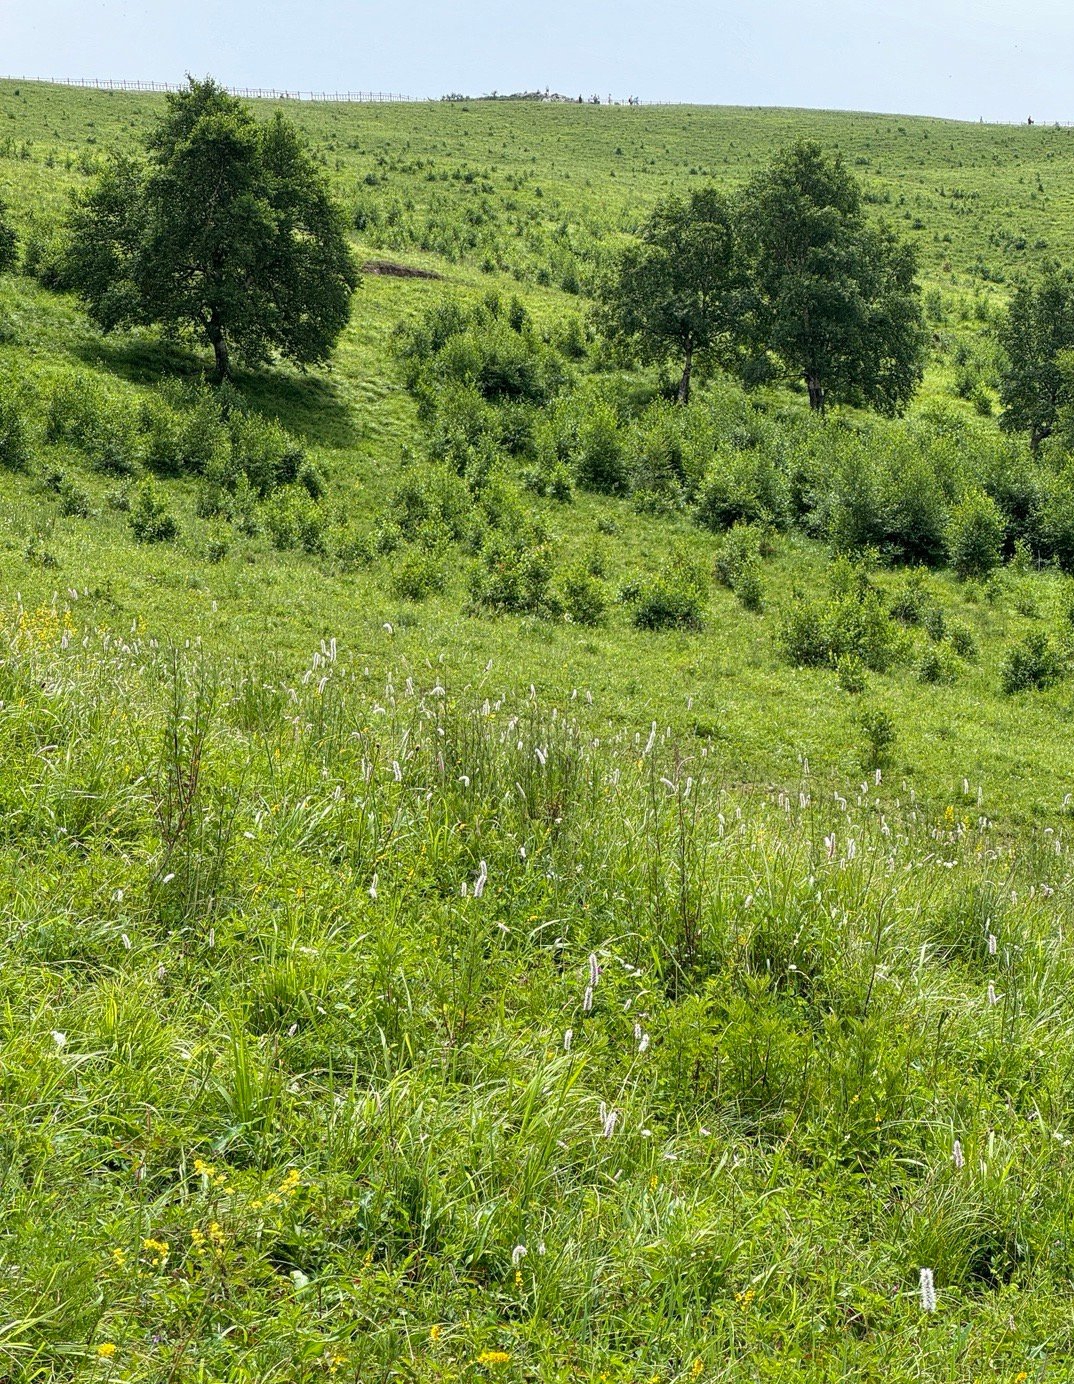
xmin=2 ymin=79 xmax=1074 ymax=1381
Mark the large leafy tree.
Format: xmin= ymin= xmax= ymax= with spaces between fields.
xmin=996 ymin=268 xmax=1074 ymax=452
xmin=739 ymin=141 xmax=925 ymax=413
xmin=596 ymin=186 xmax=742 ymax=404
xmin=64 ymin=77 xmax=359 ymax=381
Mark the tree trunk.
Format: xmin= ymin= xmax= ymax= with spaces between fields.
xmin=206 ymin=310 xmax=231 ymax=384
xmin=678 ymin=339 xmax=694 ymax=405
xmin=806 ymin=372 xmax=825 ymax=412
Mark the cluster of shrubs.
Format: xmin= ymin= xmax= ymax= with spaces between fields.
xmin=398 ymin=296 xmax=1074 ymax=597
xmin=779 ymin=559 xmax=980 ymax=687
xmin=3 ymin=367 xmax=329 ymax=551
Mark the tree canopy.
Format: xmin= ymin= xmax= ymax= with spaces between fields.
xmin=595 ymin=187 xmax=742 ymax=404
xmin=63 ymin=77 xmax=359 ymax=381
xmin=996 ymin=268 xmax=1074 ymax=452
xmin=739 ymin=142 xmax=926 ymax=413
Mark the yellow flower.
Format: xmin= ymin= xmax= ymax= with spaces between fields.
xmin=429 ymin=1324 xmax=443 ymax=1341
xmin=110 ymin=1248 xmax=126 ymax=1268
xmin=514 ymin=1268 xmax=523 ymax=1289
xmin=278 ymin=1168 xmax=301 ymax=1195
xmin=476 ymin=1350 xmax=512 ymax=1366
xmin=96 ymin=1342 xmax=117 ymax=1359
xmin=691 ymin=1361 xmax=704 ymax=1380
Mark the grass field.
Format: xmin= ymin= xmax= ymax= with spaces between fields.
xmin=3 ymin=79 xmax=1074 ymax=1381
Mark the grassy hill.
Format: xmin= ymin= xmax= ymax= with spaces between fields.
xmin=2 ymin=81 xmax=1074 ymax=1381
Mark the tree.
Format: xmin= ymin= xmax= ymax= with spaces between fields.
xmin=63 ymin=77 xmax=359 ymax=381
xmin=0 ymin=195 xmax=17 ymax=274
xmin=739 ymin=142 xmax=925 ymax=414
xmin=996 ymin=268 xmax=1074 ymax=452
xmin=596 ymin=187 xmax=742 ymax=404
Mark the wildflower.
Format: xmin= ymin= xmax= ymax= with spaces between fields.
xmin=589 ymin=952 xmax=600 ymax=988
xmin=583 ymin=986 xmax=594 ymax=1012
xmin=476 ymin=1351 xmax=512 ymax=1366
xmin=111 ymin=1248 xmax=126 ymax=1268
xmin=600 ymin=1107 xmax=619 ymax=1138
xmin=952 ymin=1139 xmax=965 ymax=1170
xmin=278 ymin=1168 xmax=301 ymax=1196
xmin=988 ymin=933 xmax=997 ymax=955
xmin=429 ymin=1324 xmax=443 ymax=1342
xmin=96 ymin=1342 xmax=117 ymax=1359
xmin=473 ymin=861 xmax=488 ymax=898
xmin=142 ymin=1237 xmax=169 ymax=1267
xmin=511 ymin=1244 xmax=527 ymax=1266
xmin=919 ymin=1266 xmax=937 ymax=1312
xmin=691 ymin=1361 xmax=704 ymax=1380
xmin=988 ymin=982 xmax=999 ymax=1007
xmin=563 ymin=1028 xmax=573 ymax=1052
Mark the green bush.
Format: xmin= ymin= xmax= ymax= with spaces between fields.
xmin=575 ymin=401 xmax=628 ymax=494
xmin=779 ymin=570 xmax=896 ymax=672
xmin=468 ymin=519 xmax=556 ymax=616
xmin=1001 ymin=631 xmax=1066 ymax=694
xmin=695 ymin=448 xmax=788 ymax=532
xmin=128 ymin=482 xmax=178 ymax=543
xmin=0 ymin=394 xmax=30 ymax=471
xmin=559 ymin=560 xmax=609 ymax=626
xmin=948 ymin=488 xmax=1005 ymax=580
xmin=630 ymin=550 xmax=707 ymax=631
xmin=391 ymin=546 xmax=448 ymax=600
xmin=714 ymin=523 xmax=765 ymax=612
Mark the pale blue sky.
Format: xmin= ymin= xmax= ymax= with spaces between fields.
xmin=5 ymin=0 xmax=1074 ymax=122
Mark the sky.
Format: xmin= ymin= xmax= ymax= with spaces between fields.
xmin=5 ymin=0 xmax=1074 ymax=123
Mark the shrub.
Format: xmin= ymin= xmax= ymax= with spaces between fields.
xmin=0 ymin=394 xmax=30 ymax=471
xmin=391 ymin=547 xmax=448 ymax=600
xmin=386 ymin=465 xmax=471 ymax=544
xmin=575 ymin=402 xmax=628 ymax=494
xmin=779 ymin=571 xmax=896 ymax=672
xmin=835 ymin=653 xmax=868 ymax=694
xmin=468 ymin=519 xmax=556 ymax=616
xmin=129 ymin=482 xmax=178 ymax=543
xmin=918 ymin=644 xmax=958 ymax=685
xmin=1001 ymin=631 xmax=1065 ymax=694
xmin=56 ymin=475 xmax=92 ymax=517
xmin=714 ymin=523 xmax=766 ymax=612
xmin=695 ymin=448 xmax=788 ymax=532
xmin=858 ymin=705 xmax=897 ymax=770
xmin=949 ymin=622 xmax=979 ymax=661
xmin=631 ymin=551 xmax=707 ymax=631
xmin=559 ymin=561 xmax=609 ymax=626
xmin=263 ymin=488 xmax=327 ymax=555
xmin=948 ymin=488 xmax=1004 ymax=580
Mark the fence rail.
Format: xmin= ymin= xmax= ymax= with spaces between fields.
xmin=3 ymin=76 xmax=413 ymax=103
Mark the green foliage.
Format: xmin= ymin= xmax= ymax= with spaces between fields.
xmin=996 ymin=268 xmax=1074 ymax=451
xmin=128 ymin=480 xmax=178 ymax=542
xmin=858 ymin=703 xmax=897 ymax=768
xmin=714 ymin=522 xmax=766 ymax=612
xmin=1001 ymin=630 xmax=1066 ymax=694
xmin=596 ymin=185 xmax=741 ymax=403
xmin=390 ymin=545 xmax=448 ymax=600
xmin=0 ymin=391 xmax=30 ymax=471
xmin=948 ymin=488 xmax=1005 ymax=580
xmin=468 ymin=515 xmax=556 ymax=615
xmin=574 ymin=400 xmax=627 ymax=494
xmin=0 ymin=193 xmax=18 ymax=273
xmin=62 ymin=78 xmax=359 ymax=380
xmin=629 ymin=549 xmax=707 ymax=630
xmin=779 ymin=564 xmax=896 ymax=671
xmin=740 ymin=141 xmax=926 ymax=413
